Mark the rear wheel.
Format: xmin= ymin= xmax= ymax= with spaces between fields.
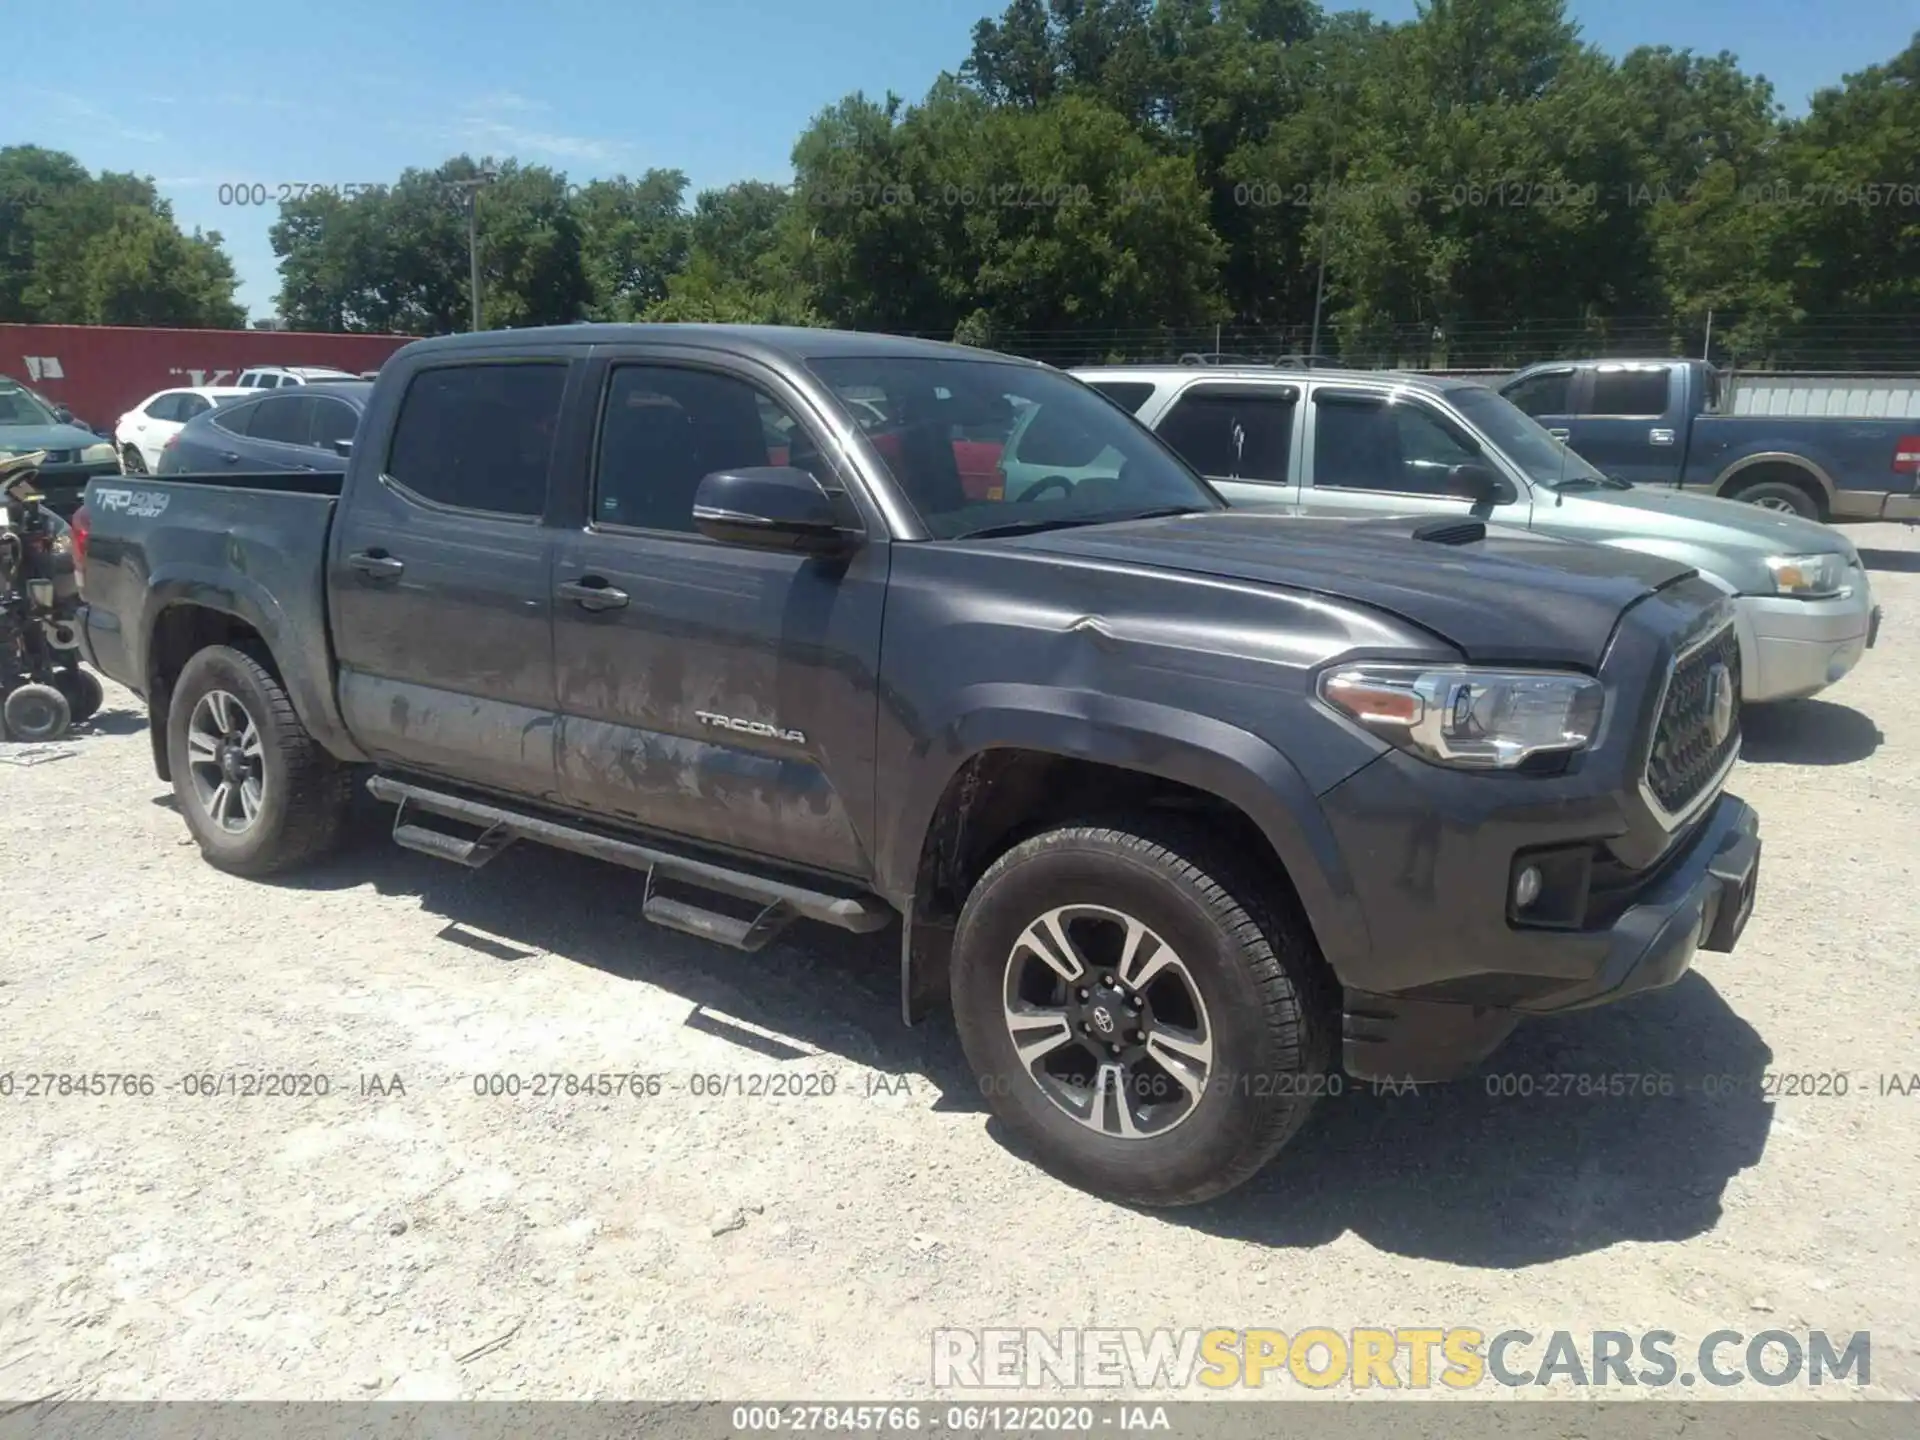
xmin=1729 ymin=477 xmax=1820 ymax=520
xmin=120 ymin=444 xmax=147 ymax=476
xmin=3 ymin=683 xmax=72 ymax=742
xmin=950 ymin=819 xmax=1332 ymax=1207
xmin=166 ymin=645 xmax=353 ymax=875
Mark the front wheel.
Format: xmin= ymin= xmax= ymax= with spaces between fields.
xmin=950 ymin=820 xmax=1332 ymax=1207
xmin=165 ymin=645 xmax=353 ymax=875
xmin=120 ymin=444 xmax=147 ymax=476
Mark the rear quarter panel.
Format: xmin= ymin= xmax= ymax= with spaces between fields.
xmin=1685 ymin=415 xmax=1914 ymax=499
xmin=80 ymin=478 xmax=366 ymax=762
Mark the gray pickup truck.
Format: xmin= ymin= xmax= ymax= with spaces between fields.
xmin=1500 ymin=357 xmax=1920 ymax=523
xmin=1076 ymin=365 xmax=1881 ymax=705
xmin=74 ymin=323 xmax=1760 ymax=1206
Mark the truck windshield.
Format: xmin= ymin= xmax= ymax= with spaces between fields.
xmin=807 ymin=355 xmax=1220 ymax=539
xmin=1448 ymin=386 xmax=1627 ymax=491
xmin=0 ymin=381 xmax=60 ymax=427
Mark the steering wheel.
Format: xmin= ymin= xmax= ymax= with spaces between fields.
xmin=1017 ymin=475 xmax=1075 ymax=503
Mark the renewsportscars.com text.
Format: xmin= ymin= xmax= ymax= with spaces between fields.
xmin=932 ymin=1327 xmax=1870 ymax=1391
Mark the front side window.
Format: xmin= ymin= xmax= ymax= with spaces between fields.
xmin=592 ymin=366 xmax=820 ymax=533
xmin=808 ymin=356 xmax=1217 ymax=539
xmin=144 ymin=393 xmax=187 ymax=423
xmin=1311 ymin=394 xmax=1477 ymax=495
xmin=308 ymin=398 xmax=359 ymax=450
xmin=177 ymin=394 xmax=211 ymax=420
xmin=386 ymin=363 xmax=567 ymax=517
xmin=1450 ymin=386 xmax=1612 ymax=490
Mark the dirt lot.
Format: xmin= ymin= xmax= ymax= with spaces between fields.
xmin=3 ymin=523 xmax=1918 ymax=1405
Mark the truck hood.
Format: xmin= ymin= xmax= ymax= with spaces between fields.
xmin=995 ymin=511 xmax=1696 ymax=669
xmin=1547 ymin=482 xmax=1855 ymax=561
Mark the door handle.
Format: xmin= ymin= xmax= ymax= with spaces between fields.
xmin=1649 ymin=428 xmax=1676 ymax=446
xmin=558 ymin=578 xmax=630 ymax=612
xmin=1547 ymin=428 xmax=1571 ymax=442
xmin=348 ymin=551 xmax=405 ymax=579
xmin=218 ymin=451 xmax=241 ymax=462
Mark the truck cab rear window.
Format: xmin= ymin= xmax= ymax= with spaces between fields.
xmin=385 ymin=363 xmax=567 ymax=517
xmin=1585 ymin=368 xmax=1671 ymax=417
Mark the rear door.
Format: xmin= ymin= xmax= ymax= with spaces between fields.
xmin=329 ymin=354 xmax=579 ymax=801
xmin=1562 ymin=364 xmax=1685 ymax=486
xmin=549 ymin=348 xmax=886 ymax=876
xmin=1149 ymin=381 xmax=1300 ymax=511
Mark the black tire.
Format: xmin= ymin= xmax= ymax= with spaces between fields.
xmin=165 ymin=645 xmax=354 ymax=876
xmin=120 ymin=444 xmax=147 ymax=476
xmin=53 ymin=667 xmax=104 ymax=724
xmin=3 ymin=683 xmax=72 ymax=742
xmin=1728 ymin=477 xmax=1820 ymax=521
xmin=950 ymin=819 xmax=1333 ymax=1207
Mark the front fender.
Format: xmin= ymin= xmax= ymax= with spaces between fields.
xmin=883 ymin=684 xmax=1373 ymax=983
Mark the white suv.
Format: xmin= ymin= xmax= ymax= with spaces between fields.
xmin=234 ymin=366 xmax=360 ymax=390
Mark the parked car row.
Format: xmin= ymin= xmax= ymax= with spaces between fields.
xmin=77 ymin=322 xmax=1769 ymax=1209
xmin=1074 ymin=364 xmax=1879 ymax=705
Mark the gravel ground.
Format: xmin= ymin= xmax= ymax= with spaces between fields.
xmin=3 ymin=522 xmax=1918 ymax=1405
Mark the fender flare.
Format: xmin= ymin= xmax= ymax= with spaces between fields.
xmin=1714 ymin=451 xmax=1836 ymax=509
xmin=886 ymin=686 xmax=1374 ymax=1017
xmin=139 ymin=564 xmax=368 ymax=765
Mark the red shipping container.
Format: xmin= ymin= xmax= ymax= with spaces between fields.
xmin=0 ymin=323 xmax=417 ymax=430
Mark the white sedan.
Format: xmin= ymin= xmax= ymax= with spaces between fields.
xmin=114 ymin=387 xmax=249 ymax=474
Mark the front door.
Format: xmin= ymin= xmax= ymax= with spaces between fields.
xmin=550 ymin=355 xmax=885 ymax=877
xmin=328 ymin=356 xmax=576 ymax=802
xmin=1301 ymin=389 xmax=1527 ymax=525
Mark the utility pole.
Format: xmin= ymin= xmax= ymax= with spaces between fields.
xmin=447 ymin=169 xmax=498 ymax=332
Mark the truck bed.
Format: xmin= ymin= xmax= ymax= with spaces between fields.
xmin=79 ymin=473 xmax=342 ymax=750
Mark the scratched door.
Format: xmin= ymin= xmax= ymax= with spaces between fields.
xmin=549 ymin=355 xmax=885 ymax=877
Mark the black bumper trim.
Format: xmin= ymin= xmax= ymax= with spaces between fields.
xmin=1342 ymin=794 xmax=1760 ymax=1084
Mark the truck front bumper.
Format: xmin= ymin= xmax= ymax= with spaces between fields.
xmin=1329 ymin=780 xmax=1761 ymax=1086
xmin=1732 ymin=578 xmax=1875 ymax=704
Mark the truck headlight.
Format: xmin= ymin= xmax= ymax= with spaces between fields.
xmin=80 ymin=442 xmax=116 ymax=464
xmin=1765 ymin=552 xmax=1847 ymax=599
xmin=1319 ymin=665 xmax=1606 ymax=769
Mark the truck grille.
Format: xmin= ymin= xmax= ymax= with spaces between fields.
xmin=1644 ymin=620 xmax=1741 ymax=819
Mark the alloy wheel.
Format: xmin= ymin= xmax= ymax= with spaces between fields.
xmin=185 ymin=689 xmax=266 ymax=833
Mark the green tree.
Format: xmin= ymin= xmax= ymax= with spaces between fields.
xmin=0 ymin=145 xmax=243 ymax=326
xmin=576 ymin=170 xmax=691 ymax=320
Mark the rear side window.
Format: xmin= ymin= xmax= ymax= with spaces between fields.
xmin=386 ymin=363 xmax=567 ymax=517
xmin=177 ymin=394 xmax=211 ymax=420
xmin=247 ymin=395 xmax=314 ymax=445
xmin=144 ymin=393 xmax=186 ymax=422
xmin=1084 ymin=380 xmax=1156 ymax=415
xmin=1502 ymin=369 xmax=1573 ymax=418
xmin=1584 ymin=368 xmax=1671 ymax=417
xmin=213 ymin=401 xmax=254 ymax=435
xmin=1156 ymin=388 xmax=1295 ymax=482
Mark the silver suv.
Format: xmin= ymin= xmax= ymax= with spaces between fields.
xmin=1069 ymin=365 xmax=1880 ymax=704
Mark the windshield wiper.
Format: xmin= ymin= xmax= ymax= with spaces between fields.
xmin=957 ymin=505 xmax=1207 ymax=540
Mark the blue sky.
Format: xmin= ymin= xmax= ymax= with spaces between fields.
xmin=8 ymin=0 xmax=1915 ymax=321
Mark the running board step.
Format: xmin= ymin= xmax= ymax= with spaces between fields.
xmin=392 ymin=821 xmax=511 ymax=868
xmin=366 ymin=774 xmax=894 ymax=941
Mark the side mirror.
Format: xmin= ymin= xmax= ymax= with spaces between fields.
xmin=53 ymin=406 xmax=73 ymax=424
xmin=692 ymin=466 xmax=858 ymax=556
xmin=332 ymin=438 xmax=355 ymax=458
xmin=1447 ymin=461 xmax=1518 ymax=512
